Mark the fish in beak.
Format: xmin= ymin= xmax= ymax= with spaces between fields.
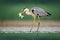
xmin=18 ymin=9 xmax=25 ymax=19
xmin=18 ymin=8 xmax=26 ymax=19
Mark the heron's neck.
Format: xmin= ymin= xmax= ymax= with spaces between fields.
xmin=25 ymin=11 xmax=29 ymax=13
xmin=25 ymin=11 xmax=31 ymax=15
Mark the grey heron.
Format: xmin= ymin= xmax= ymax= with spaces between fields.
xmin=19 ymin=7 xmax=51 ymax=32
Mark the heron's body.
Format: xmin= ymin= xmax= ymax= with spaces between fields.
xmin=31 ymin=7 xmax=51 ymax=16
xmin=19 ymin=7 xmax=51 ymax=32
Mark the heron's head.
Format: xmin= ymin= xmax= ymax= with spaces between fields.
xmin=22 ymin=8 xmax=29 ymax=12
xmin=19 ymin=8 xmax=29 ymax=19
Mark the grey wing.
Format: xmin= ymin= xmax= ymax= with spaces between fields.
xmin=30 ymin=7 xmax=48 ymax=16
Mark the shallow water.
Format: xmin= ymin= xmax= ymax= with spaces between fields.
xmin=0 ymin=26 xmax=60 ymax=33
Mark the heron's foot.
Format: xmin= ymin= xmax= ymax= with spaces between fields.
xmin=30 ymin=30 xmax=32 ymax=32
xmin=30 ymin=28 xmax=32 ymax=32
xmin=36 ymin=30 xmax=38 ymax=32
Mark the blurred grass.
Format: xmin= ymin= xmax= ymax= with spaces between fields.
xmin=0 ymin=3 xmax=60 ymax=21
xmin=0 ymin=33 xmax=60 ymax=40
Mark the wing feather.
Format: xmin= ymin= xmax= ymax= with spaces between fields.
xmin=30 ymin=7 xmax=48 ymax=16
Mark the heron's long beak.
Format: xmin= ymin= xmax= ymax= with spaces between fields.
xmin=18 ymin=9 xmax=24 ymax=19
xmin=19 ymin=13 xmax=24 ymax=19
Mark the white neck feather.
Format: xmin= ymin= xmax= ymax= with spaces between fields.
xmin=24 ymin=8 xmax=31 ymax=15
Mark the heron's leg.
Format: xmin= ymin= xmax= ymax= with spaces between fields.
xmin=33 ymin=16 xmax=36 ymax=26
xmin=37 ymin=16 xmax=40 ymax=32
xmin=30 ymin=16 xmax=36 ymax=32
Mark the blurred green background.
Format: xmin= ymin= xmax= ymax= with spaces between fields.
xmin=0 ymin=0 xmax=60 ymax=21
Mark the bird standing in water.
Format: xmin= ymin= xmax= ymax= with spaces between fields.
xmin=19 ymin=7 xmax=51 ymax=32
